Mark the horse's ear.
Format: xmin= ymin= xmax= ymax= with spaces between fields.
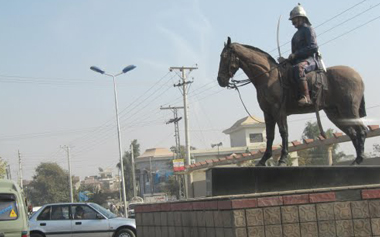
xmin=227 ymin=37 xmax=231 ymax=46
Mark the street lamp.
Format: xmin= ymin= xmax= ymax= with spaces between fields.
xmin=90 ymin=64 xmax=136 ymax=217
xmin=211 ymin=142 xmax=223 ymax=157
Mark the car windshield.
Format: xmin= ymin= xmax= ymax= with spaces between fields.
xmin=89 ymin=203 xmax=117 ymax=219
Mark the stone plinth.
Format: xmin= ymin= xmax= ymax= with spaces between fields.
xmin=206 ymin=166 xmax=380 ymax=197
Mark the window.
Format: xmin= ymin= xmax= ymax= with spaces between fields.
xmin=0 ymin=194 xmax=18 ymax=221
xmin=249 ymin=133 xmax=263 ymax=143
xmin=71 ymin=205 xmax=98 ymax=220
xmin=51 ymin=205 xmax=70 ymax=220
xmin=89 ymin=203 xmax=114 ymax=219
xmin=37 ymin=206 xmax=51 ymax=220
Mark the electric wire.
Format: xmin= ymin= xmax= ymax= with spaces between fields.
xmin=268 ymin=0 xmax=370 ymax=55
xmin=318 ymin=2 xmax=380 ymax=38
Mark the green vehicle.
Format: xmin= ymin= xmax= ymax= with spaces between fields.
xmin=0 ymin=180 xmax=29 ymax=237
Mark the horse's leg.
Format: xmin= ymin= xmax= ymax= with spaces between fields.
xmin=277 ymin=114 xmax=288 ymax=166
xmin=352 ymin=123 xmax=367 ymax=165
xmin=256 ymin=113 xmax=276 ymax=166
xmin=324 ymin=109 xmax=366 ymax=165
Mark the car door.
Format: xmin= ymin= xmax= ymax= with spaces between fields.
xmin=70 ymin=205 xmax=110 ymax=237
xmin=36 ymin=205 xmax=72 ymax=237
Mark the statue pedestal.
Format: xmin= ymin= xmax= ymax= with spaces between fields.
xmin=206 ymin=166 xmax=380 ymax=197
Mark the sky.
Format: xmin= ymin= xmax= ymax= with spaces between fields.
xmin=1 ymin=0 xmax=379 ymax=181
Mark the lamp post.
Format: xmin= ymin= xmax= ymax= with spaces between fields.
xmin=211 ymin=142 xmax=223 ymax=157
xmin=90 ymin=65 xmax=136 ymax=217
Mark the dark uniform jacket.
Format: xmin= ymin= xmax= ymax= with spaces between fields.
xmin=291 ymin=23 xmax=321 ymax=68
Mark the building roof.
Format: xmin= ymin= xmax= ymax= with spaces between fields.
xmin=138 ymin=148 xmax=174 ymax=159
xmin=223 ymin=116 xmax=265 ymax=134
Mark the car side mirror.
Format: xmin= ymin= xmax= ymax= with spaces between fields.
xmin=96 ymin=213 xmax=104 ymax=219
xmin=0 ymin=232 xmax=5 ymax=237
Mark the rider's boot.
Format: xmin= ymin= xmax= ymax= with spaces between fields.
xmin=298 ymin=80 xmax=312 ymax=106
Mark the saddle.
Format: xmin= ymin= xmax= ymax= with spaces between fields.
xmin=280 ymin=63 xmax=328 ymax=107
xmin=307 ymin=70 xmax=328 ymax=107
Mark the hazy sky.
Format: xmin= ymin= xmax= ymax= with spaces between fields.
xmin=1 ymin=0 xmax=379 ymax=180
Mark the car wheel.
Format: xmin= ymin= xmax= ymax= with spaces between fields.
xmin=31 ymin=233 xmax=44 ymax=237
xmin=115 ymin=228 xmax=136 ymax=237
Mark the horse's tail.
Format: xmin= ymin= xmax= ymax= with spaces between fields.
xmin=359 ymin=95 xmax=366 ymax=118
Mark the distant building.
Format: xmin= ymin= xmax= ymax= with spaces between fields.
xmin=72 ymin=176 xmax=80 ymax=190
xmin=80 ymin=168 xmax=119 ymax=192
xmin=135 ymin=148 xmax=174 ymax=198
xmin=223 ymin=116 xmax=266 ymax=148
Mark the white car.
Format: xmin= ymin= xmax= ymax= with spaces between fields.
xmin=29 ymin=202 xmax=136 ymax=237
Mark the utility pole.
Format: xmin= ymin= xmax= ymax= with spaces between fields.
xmin=130 ymin=143 xmax=137 ymax=198
xmin=62 ymin=145 xmax=74 ymax=203
xmin=170 ymin=66 xmax=198 ymax=198
xmin=6 ymin=164 xmax=12 ymax=180
xmin=18 ymin=150 xmax=23 ymax=190
xmin=118 ymin=169 xmax=122 ymax=202
xmin=161 ymin=105 xmax=185 ymax=199
xmin=149 ymin=157 xmax=153 ymax=195
xmin=160 ymin=106 xmax=183 ymax=158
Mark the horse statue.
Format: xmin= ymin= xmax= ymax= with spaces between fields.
xmin=217 ymin=37 xmax=367 ymax=166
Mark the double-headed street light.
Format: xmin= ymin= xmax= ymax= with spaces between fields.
xmin=211 ymin=142 xmax=223 ymax=157
xmin=90 ymin=65 xmax=136 ymax=217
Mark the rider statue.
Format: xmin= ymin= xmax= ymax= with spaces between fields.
xmin=278 ymin=3 xmax=322 ymax=106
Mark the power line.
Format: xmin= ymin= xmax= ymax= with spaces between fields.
xmin=269 ymin=0 xmax=375 ymax=56
xmin=318 ymin=2 xmax=380 ymax=38
xmin=314 ymin=0 xmax=368 ymax=29
xmin=319 ymin=14 xmax=380 ymax=47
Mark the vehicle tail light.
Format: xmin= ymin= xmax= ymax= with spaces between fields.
xmin=21 ymin=231 xmax=29 ymax=237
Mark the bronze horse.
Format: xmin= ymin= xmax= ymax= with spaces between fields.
xmin=217 ymin=37 xmax=367 ymax=166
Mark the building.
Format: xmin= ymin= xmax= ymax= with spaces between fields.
xmin=80 ymin=168 xmax=119 ymax=192
xmin=135 ymin=148 xmax=175 ymax=199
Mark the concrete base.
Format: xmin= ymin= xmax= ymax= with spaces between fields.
xmin=206 ymin=166 xmax=380 ymax=197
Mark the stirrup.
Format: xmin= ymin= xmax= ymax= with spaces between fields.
xmin=298 ymin=96 xmax=312 ymax=106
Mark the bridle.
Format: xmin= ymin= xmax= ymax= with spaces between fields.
xmin=222 ymin=46 xmax=250 ymax=89
xmin=224 ymin=45 xmax=285 ymax=89
xmin=227 ymin=47 xmax=239 ymax=78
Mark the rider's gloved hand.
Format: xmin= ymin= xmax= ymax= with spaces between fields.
xmin=288 ymin=53 xmax=296 ymax=62
xmin=277 ymin=57 xmax=286 ymax=63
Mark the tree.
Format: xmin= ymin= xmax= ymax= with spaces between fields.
xmin=162 ymin=176 xmax=180 ymax=199
xmin=26 ymin=162 xmax=71 ymax=206
xmin=298 ymin=121 xmax=345 ymax=165
xmin=117 ymin=139 xmax=140 ymax=201
xmin=373 ymin=144 xmax=380 ymax=156
xmin=0 ymin=156 xmax=7 ymax=179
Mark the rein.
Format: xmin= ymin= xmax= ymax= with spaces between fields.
xmin=228 ymin=63 xmax=283 ymax=89
xmin=225 ymin=50 xmax=286 ymax=123
xmin=231 ymin=83 xmax=265 ymax=123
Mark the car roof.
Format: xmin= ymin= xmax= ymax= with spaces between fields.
xmin=40 ymin=202 xmax=95 ymax=207
xmin=0 ymin=180 xmax=21 ymax=193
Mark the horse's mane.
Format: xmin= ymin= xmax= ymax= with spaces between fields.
xmin=238 ymin=43 xmax=278 ymax=65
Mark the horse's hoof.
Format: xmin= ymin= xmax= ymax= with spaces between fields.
xmin=256 ymin=161 xmax=266 ymax=167
xmin=350 ymin=157 xmax=363 ymax=166
xmin=278 ymin=161 xmax=287 ymax=167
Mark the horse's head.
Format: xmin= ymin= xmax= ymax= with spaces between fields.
xmin=217 ymin=37 xmax=240 ymax=88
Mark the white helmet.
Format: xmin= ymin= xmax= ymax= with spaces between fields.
xmin=289 ymin=3 xmax=311 ymax=24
